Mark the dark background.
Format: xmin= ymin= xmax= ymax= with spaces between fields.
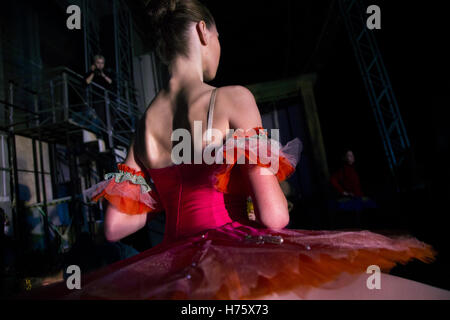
xmin=30 ymin=0 xmax=450 ymax=199
xmin=206 ymin=0 xmax=449 ymax=195
xmin=205 ymin=0 xmax=450 ymax=289
xmin=1 ymin=0 xmax=449 ymax=291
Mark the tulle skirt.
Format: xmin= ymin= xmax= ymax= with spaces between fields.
xmin=24 ymin=220 xmax=443 ymax=300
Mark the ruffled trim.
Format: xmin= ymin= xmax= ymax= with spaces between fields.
xmin=117 ymin=163 xmax=146 ymax=177
xmin=33 ymin=226 xmax=438 ymax=300
xmin=212 ymin=126 xmax=302 ymax=194
xmin=222 ymin=246 xmax=437 ymax=300
xmin=232 ymin=231 xmax=437 ymax=299
xmin=84 ymin=163 xmax=163 ymax=215
xmin=169 ymin=228 xmax=438 ymax=300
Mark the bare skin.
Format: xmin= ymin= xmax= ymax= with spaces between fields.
xmin=104 ymin=21 xmax=289 ymax=242
xmin=100 ymin=18 xmax=450 ymax=301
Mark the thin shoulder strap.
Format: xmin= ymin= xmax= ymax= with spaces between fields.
xmin=206 ymin=88 xmax=217 ymax=142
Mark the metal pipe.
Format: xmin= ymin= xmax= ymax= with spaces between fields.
xmin=38 ymin=135 xmax=50 ymax=256
xmin=50 ymin=80 xmax=56 ymax=123
xmin=113 ymin=0 xmax=121 ymax=99
xmin=105 ymin=90 xmax=113 ymax=150
xmin=62 ymin=72 xmax=69 ymax=121
xmin=8 ymin=82 xmax=22 ymax=248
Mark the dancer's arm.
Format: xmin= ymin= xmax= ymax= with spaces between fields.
xmin=103 ymin=139 xmax=150 ymax=242
xmin=226 ymin=85 xmax=290 ymax=230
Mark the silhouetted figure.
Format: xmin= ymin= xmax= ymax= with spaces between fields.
xmin=330 ymin=149 xmax=363 ymax=198
xmin=329 ymin=149 xmax=376 ymax=227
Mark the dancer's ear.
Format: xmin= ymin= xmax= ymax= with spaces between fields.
xmin=196 ymin=20 xmax=208 ymax=46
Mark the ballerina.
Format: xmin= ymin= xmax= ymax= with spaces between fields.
xmin=22 ymin=0 xmax=450 ymax=300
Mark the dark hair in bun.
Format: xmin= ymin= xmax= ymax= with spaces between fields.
xmin=146 ymin=0 xmax=216 ymax=65
xmin=146 ymin=0 xmax=177 ymax=29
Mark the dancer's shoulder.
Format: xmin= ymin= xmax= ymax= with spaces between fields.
xmin=217 ymin=85 xmax=256 ymax=103
xmin=218 ymin=85 xmax=262 ymax=130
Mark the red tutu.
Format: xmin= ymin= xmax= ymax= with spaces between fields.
xmin=25 ymin=126 xmax=438 ymax=300
xmin=26 ymin=221 xmax=436 ymax=300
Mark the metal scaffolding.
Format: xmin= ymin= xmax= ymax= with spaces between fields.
xmin=113 ymin=0 xmax=137 ymax=130
xmin=0 ymin=0 xmax=147 ymax=259
xmin=338 ymin=0 xmax=411 ymax=176
xmin=1 ymin=67 xmax=141 ymax=252
xmin=113 ymin=0 xmax=134 ymax=96
xmin=82 ymin=0 xmax=102 ymax=74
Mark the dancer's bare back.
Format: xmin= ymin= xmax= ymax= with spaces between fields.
xmin=104 ymin=85 xmax=289 ymax=241
xmin=134 ymin=84 xmax=226 ymax=169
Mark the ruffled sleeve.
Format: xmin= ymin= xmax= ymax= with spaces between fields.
xmin=212 ymin=126 xmax=302 ymax=195
xmin=84 ymin=163 xmax=164 ymax=215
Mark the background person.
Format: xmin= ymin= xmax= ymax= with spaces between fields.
xmin=83 ymin=55 xmax=114 ymax=144
xmin=84 ymin=55 xmax=113 ymax=89
xmin=330 ymin=149 xmax=363 ymax=198
xmin=329 ymin=149 xmax=377 ymax=226
xmin=23 ymin=0 xmax=448 ymax=300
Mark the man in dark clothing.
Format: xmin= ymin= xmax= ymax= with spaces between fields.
xmin=83 ymin=55 xmax=114 ymax=145
xmin=84 ymin=55 xmax=112 ymax=90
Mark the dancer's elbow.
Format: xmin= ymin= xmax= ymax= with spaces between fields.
xmin=258 ymin=202 xmax=290 ymax=230
xmin=262 ymin=216 xmax=289 ymax=230
xmin=104 ymin=222 xmax=122 ymax=242
xmin=265 ymin=219 xmax=289 ymax=230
